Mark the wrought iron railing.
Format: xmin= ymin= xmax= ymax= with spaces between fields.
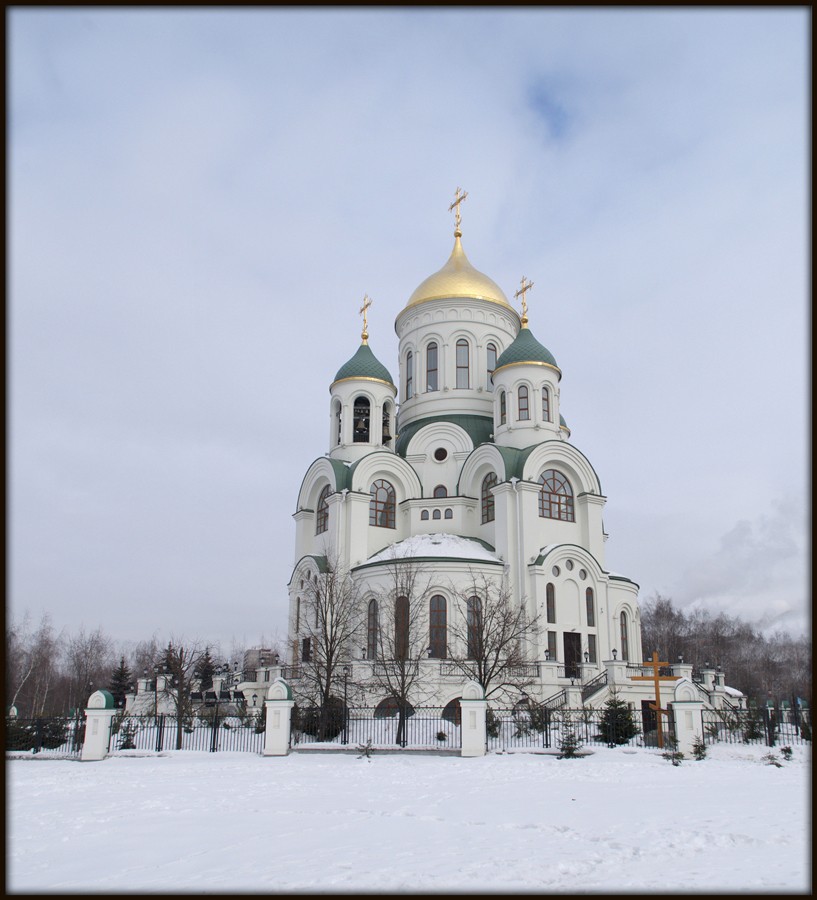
xmin=5 ymin=716 xmax=84 ymax=757
xmin=291 ymin=706 xmax=461 ymax=749
xmin=581 ymin=669 xmax=608 ymax=703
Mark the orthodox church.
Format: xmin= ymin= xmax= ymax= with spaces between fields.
xmin=284 ymin=191 xmax=659 ymax=711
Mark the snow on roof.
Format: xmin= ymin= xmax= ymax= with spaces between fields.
xmin=366 ymin=533 xmax=500 ymax=564
xmin=723 ymin=685 xmax=744 ymax=697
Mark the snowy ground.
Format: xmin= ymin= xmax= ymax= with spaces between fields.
xmin=7 ymin=743 xmax=810 ymax=893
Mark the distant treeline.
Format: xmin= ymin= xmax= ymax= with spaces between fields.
xmin=640 ymin=593 xmax=811 ymax=707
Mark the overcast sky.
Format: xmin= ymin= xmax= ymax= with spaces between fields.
xmin=9 ymin=9 xmax=809 ymax=654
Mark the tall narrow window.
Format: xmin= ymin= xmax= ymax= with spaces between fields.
xmin=542 ymin=386 xmax=551 ymax=422
xmin=456 ymin=339 xmax=469 ymax=389
xmin=620 ymin=612 xmax=630 ymax=662
xmin=481 ymin=473 xmax=497 ymax=523
xmin=433 ymin=485 xmax=447 ymax=498
xmin=301 ymin=637 xmax=311 ymax=663
xmin=518 ymin=385 xmax=530 ymax=420
xmin=382 ymin=404 xmax=392 ymax=445
xmin=467 ymin=596 xmax=481 ymax=659
xmin=395 ymin=596 xmax=409 ymax=660
xmin=487 ymin=343 xmax=497 ymax=390
xmin=587 ymin=634 xmax=597 ymax=664
xmin=546 ymin=583 xmax=556 ymax=623
xmin=429 ymin=595 xmax=447 ymax=659
xmin=499 ymin=391 xmax=507 ymax=426
xmin=405 ymin=351 xmax=413 ymax=400
xmin=315 ymin=485 xmax=331 ymax=535
xmin=353 ymin=396 xmax=370 ymax=443
xmin=586 ymin=588 xmax=595 ymax=627
xmin=295 ymin=597 xmax=300 ymax=632
xmin=369 ymin=480 xmax=396 ymax=528
xmin=426 ymin=342 xmax=438 ymax=392
xmin=367 ymin=599 xmax=378 ymax=660
xmin=538 ymin=469 xmax=575 ymax=522
xmin=547 ymin=630 xmax=558 ymax=661
xmin=333 ymin=399 xmax=342 ymax=445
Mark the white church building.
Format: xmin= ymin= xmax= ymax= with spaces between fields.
xmin=259 ymin=195 xmax=738 ymax=721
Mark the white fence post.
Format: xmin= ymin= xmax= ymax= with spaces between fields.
xmin=263 ymin=678 xmax=294 ymax=756
xmin=81 ymin=689 xmax=117 ymax=761
xmin=671 ymin=680 xmax=706 ymax=756
xmin=460 ymin=680 xmax=487 ymax=757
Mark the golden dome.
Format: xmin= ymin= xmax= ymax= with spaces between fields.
xmin=404 ymin=235 xmax=512 ymax=310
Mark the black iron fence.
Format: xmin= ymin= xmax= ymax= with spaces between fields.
xmin=292 ymin=706 xmax=461 ymax=749
xmin=702 ymin=706 xmax=811 ymax=747
xmin=5 ymin=716 xmax=84 ymax=757
xmin=110 ymin=714 xmax=265 ymax=753
xmin=487 ymin=706 xmax=675 ymax=752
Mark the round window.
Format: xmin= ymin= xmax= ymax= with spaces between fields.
xmin=565 ymin=560 xmax=574 ymax=571
xmin=579 ymin=568 xmax=587 ymax=580
xmin=434 ymin=447 xmax=448 ymax=462
xmin=552 ymin=565 xmax=560 ymax=577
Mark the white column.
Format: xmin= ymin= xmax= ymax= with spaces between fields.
xmin=460 ymin=680 xmax=487 ymax=758
xmin=81 ymin=689 xmax=117 ymax=761
xmin=671 ymin=700 xmax=705 ymax=756
xmin=263 ymin=679 xmax=294 ymax=757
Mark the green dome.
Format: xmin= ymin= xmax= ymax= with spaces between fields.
xmin=493 ymin=326 xmax=559 ymax=375
xmin=559 ymin=414 xmax=568 ymax=427
xmin=332 ymin=343 xmax=394 ymax=387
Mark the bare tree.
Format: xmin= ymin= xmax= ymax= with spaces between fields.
xmin=7 ymin=613 xmax=63 ymax=716
xmin=63 ymin=626 xmax=115 ymax=713
xmin=157 ymin=640 xmax=209 ymax=749
xmin=447 ymin=571 xmax=540 ymax=702
xmin=366 ymin=560 xmax=434 ymax=746
xmin=294 ymin=560 xmax=363 ymax=739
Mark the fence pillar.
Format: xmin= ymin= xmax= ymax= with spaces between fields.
xmin=460 ymin=680 xmax=487 ymax=758
xmin=81 ymin=689 xmax=117 ymax=761
xmin=263 ymin=678 xmax=294 ymax=757
xmin=671 ymin=680 xmax=706 ymax=756
xmin=604 ymin=659 xmax=629 ymax=686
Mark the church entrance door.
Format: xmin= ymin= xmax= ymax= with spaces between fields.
xmin=563 ymin=633 xmax=581 ymax=680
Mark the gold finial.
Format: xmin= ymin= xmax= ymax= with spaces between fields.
xmin=514 ymin=276 xmax=534 ymax=327
xmin=448 ymin=187 xmax=468 ymax=236
xmin=359 ymin=294 xmax=372 ymax=344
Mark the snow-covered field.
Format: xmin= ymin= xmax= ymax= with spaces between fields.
xmin=7 ymin=743 xmax=810 ymax=893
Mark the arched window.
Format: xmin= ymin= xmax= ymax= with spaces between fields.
xmin=542 ymin=386 xmax=551 ymax=422
xmin=538 ymin=469 xmax=575 ymax=522
xmin=433 ymin=485 xmax=447 ymax=498
xmin=369 ymin=480 xmax=396 ymax=528
xmin=332 ymin=399 xmax=342 ymax=445
xmin=395 ymin=596 xmax=409 ymax=660
xmin=429 ymin=595 xmax=447 ymax=659
xmin=444 ymin=508 xmax=453 ymax=519
xmin=353 ymin=396 xmax=370 ymax=443
xmin=432 ymin=509 xmax=441 ymax=520
xmin=405 ymin=351 xmax=413 ymax=400
xmin=420 ymin=509 xmax=429 ymax=521
xmin=546 ymin=583 xmax=556 ymax=623
xmin=586 ymin=588 xmax=595 ymax=627
xmin=367 ymin=599 xmax=378 ymax=660
xmin=487 ymin=343 xmax=497 ymax=390
xmin=620 ymin=611 xmax=630 ymax=662
xmin=499 ymin=390 xmax=507 ymax=426
xmin=426 ymin=342 xmax=438 ymax=391
xmin=456 ymin=339 xmax=469 ymax=389
xmin=467 ymin=596 xmax=481 ymax=659
xmin=481 ymin=473 xmax=497 ymax=524
xmin=315 ymin=485 xmax=331 ymax=534
xmin=382 ymin=403 xmax=393 ymax=445
xmin=518 ymin=385 xmax=530 ymax=421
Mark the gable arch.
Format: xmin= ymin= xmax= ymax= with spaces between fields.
xmin=349 ymin=451 xmax=422 ymax=501
xmin=457 ymin=444 xmax=508 ymax=497
xmin=521 ymin=441 xmax=602 ymax=496
xmin=402 ymin=420 xmax=475 ymax=460
xmin=296 ymin=457 xmax=348 ymax=513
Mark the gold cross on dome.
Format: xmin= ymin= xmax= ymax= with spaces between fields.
xmin=514 ymin=276 xmax=534 ymax=323
xmin=359 ymin=294 xmax=372 ymax=343
xmin=448 ymin=187 xmax=468 ymax=233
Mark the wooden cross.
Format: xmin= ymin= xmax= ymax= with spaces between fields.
xmin=514 ymin=276 xmax=534 ymax=323
xmin=628 ymin=650 xmax=679 ymax=749
xmin=448 ymin=187 xmax=468 ymax=233
xmin=359 ymin=294 xmax=372 ymax=343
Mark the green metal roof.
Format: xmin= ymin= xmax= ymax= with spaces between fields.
xmin=395 ymin=414 xmax=494 ymax=457
xmin=332 ymin=343 xmax=394 ymax=387
xmin=493 ymin=326 xmax=559 ymax=373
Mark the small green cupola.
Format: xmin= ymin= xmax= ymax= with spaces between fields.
xmin=332 ymin=342 xmax=394 ymax=389
xmin=492 ymin=323 xmax=560 ymax=379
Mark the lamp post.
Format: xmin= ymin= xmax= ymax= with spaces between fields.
xmin=342 ymin=665 xmax=351 ymax=745
xmin=612 ymin=649 xmax=618 ymax=661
